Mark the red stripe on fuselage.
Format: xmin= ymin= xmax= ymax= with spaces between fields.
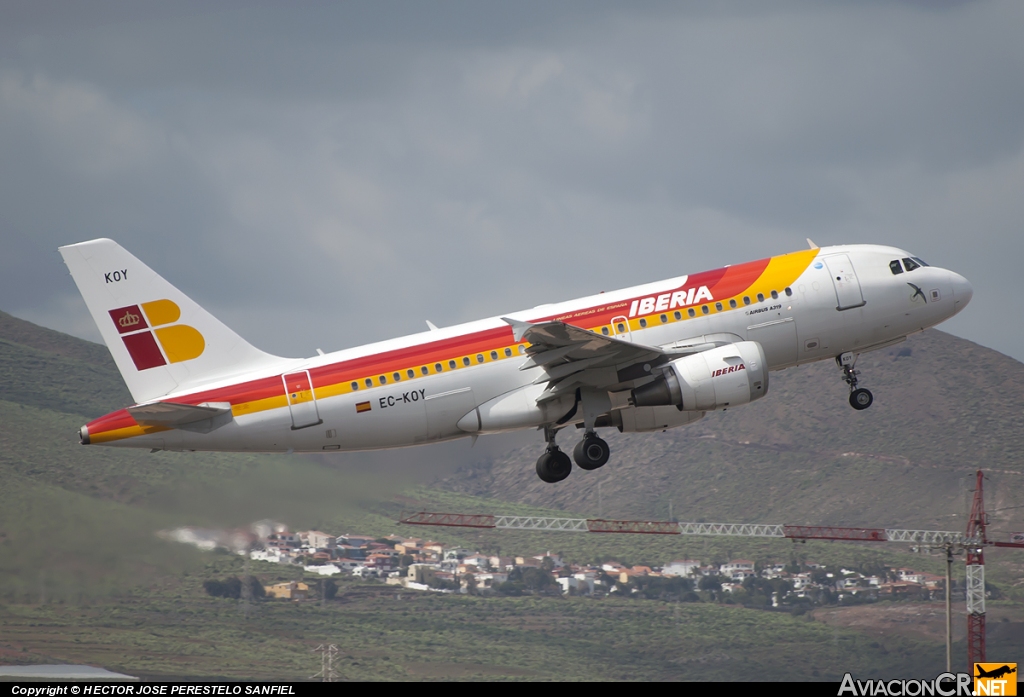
xmin=87 ymin=254 xmax=783 ymax=435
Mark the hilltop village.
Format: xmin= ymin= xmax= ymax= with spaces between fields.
xmin=164 ymin=522 xmax=954 ymax=609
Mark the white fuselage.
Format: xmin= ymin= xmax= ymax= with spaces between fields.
xmin=94 ymin=244 xmax=971 ymax=453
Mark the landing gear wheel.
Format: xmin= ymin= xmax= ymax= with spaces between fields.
xmin=849 ymin=388 xmax=873 ymax=410
xmin=536 ymin=448 xmax=572 ymax=483
xmin=573 ymin=434 xmax=610 ymax=470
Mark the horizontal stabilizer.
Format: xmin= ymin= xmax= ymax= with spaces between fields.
xmin=128 ymin=401 xmax=232 ymax=427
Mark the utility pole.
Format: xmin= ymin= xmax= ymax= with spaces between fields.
xmin=241 ymin=554 xmax=252 ymax=620
xmin=943 ymin=542 xmax=955 ymax=673
xmin=311 ymin=644 xmax=339 ymax=682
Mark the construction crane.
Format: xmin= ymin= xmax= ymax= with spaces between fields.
xmin=399 ymin=470 xmax=1022 ymax=674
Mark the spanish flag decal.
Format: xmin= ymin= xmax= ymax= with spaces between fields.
xmin=355 ymin=401 xmax=371 ymax=414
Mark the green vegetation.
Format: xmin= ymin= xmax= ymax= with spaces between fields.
xmin=0 ymin=555 xmax=955 ymax=681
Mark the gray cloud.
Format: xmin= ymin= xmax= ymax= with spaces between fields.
xmin=2 ymin=0 xmax=1021 ymax=363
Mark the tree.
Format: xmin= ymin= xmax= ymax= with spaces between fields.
xmin=324 ymin=579 xmax=338 ymax=600
xmin=202 ymin=575 xmax=263 ymax=600
xmin=698 ymin=575 xmax=723 ymax=592
xmin=521 ymin=567 xmax=556 ymax=591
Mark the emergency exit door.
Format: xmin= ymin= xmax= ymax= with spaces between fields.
xmin=823 ymin=254 xmax=866 ymax=310
xmin=282 ymin=370 xmax=322 ymax=429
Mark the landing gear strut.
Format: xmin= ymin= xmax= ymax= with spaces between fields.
xmin=536 ymin=425 xmax=572 ymax=483
xmin=837 ymin=352 xmax=873 ymax=411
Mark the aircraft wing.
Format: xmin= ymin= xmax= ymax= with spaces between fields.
xmin=502 ymin=317 xmax=746 ymax=403
xmin=502 ymin=318 xmax=666 ymax=403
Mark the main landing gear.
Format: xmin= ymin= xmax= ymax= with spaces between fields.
xmin=535 ymin=425 xmax=612 ymax=483
xmin=536 ymin=425 xmax=572 ymax=483
xmin=837 ymin=352 xmax=873 ymax=411
xmin=573 ymin=433 xmax=610 ymax=470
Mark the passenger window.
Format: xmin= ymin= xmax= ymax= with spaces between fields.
xmin=393 ymin=372 xmax=401 ymax=382
xmin=365 ymin=378 xmax=373 ymax=388
xmin=660 ymin=314 xmax=668 ymax=324
xmin=729 ymin=299 xmax=737 ymax=309
xmin=504 ymin=347 xmax=512 ymax=357
xmin=476 ymin=354 xmax=484 ymax=364
xmin=743 ymin=296 xmax=750 ymax=305
xmin=407 ymin=369 xmax=415 ymax=379
xmin=757 ymin=293 xmax=765 ymax=303
xmin=351 ymin=381 xmax=359 ymax=391
xmin=616 ymin=322 xmax=625 ymax=333
xmin=449 ymin=360 xmax=456 ymax=370
xmin=518 ymin=345 xmax=526 ymax=354
xmin=701 ymin=305 xmax=709 ymax=315
xmin=463 ymin=357 xmax=471 ymax=367
xmin=490 ymin=351 xmax=498 ymax=360
xmin=688 ymin=308 xmax=696 ymax=318
xmin=380 ymin=375 xmax=387 ymax=385
xmin=639 ymin=318 xmax=647 ymax=328
xmin=785 ymin=287 xmax=793 ymax=297
xmin=715 ymin=302 xmax=723 ymax=311
xmin=435 ymin=363 xmax=443 ymax=372
xmin=903 ymin=257 xmax=920 ymax=272
xmin=770 ymin=290 xmax=778 ymax=300
xmin=889 ymin=260 xmax=904 ymax=275
xmin=601 ymin=326 xmax=610 ymax=335
xmin=673 ymin=311 xmax=681 ymax=320
xmin=421 ymin=366 xmax=430 ymax=375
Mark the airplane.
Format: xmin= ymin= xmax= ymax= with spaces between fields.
xmin=975 ymin=665 xmax=1016 ymax=680
xmin=59 ymin=239 xmax=972 ymax=483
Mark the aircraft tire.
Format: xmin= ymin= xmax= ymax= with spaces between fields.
xmin=536 ymin=449 xmax=572 ymax=483
xmin=849 ymin=388 xmax=873 ymax=410
xmin=573 ymin=434 xmax=610 ymax=470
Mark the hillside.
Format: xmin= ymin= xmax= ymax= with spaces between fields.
xmin=0 ymin=311 xmax=1021 ymax=679
xmin=438 ymin=330 xmax=1024 ymax=538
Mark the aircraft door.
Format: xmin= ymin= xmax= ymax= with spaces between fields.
xmin=282 ymin=370 xmax=322 ymax=429
xmin=823 ymin=254 xmax=866 ymax=310
xmin=611 ymin=315 xmax=633 ymax=342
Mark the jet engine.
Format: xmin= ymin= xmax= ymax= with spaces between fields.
xmin=631 ymin=341 xmax=768 ymax=411
xmin=598 ymin=405 xmax=705 ymax=433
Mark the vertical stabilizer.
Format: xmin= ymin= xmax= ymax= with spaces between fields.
xmin=59 ymin=239 xmax=284 ymax=403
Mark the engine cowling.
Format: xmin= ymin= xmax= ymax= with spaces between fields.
xmin=601 ymin=405 xmax=705 ymax=433
xmin=631 ymin=341 xmax=768 ymax=411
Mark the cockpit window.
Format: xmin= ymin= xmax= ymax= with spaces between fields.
xmin=902 ymin=257 xmax=920 ymax=272
xmin=911 ymin=257 xmax=929 ymax=267
xmin=889 ymin=260 xmax=904 ymax=275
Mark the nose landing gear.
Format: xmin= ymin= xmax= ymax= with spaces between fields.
xmin=837 ymin=352 xmax=873 ymax=411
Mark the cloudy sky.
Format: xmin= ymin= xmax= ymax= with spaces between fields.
xmin=3 ymin=0 xmax=1022 ymax=363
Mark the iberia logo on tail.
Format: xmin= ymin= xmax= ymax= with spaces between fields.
xmin=108 ymin=299 xmax=205 ymax=370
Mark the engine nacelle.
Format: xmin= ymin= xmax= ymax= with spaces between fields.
xmin=631 ymin=341 xmax=768 ymax=411
xmin=601 ymin=405 xmax=705 ymax=433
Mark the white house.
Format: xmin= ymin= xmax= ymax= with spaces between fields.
xmin=305 ymin=563 xmax=342 ymax=576
xmin=662 ymin=560 xmax=701 ymax=577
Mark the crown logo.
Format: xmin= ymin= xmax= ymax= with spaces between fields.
xmin=118 ymin=311 xmax=141 ymax=328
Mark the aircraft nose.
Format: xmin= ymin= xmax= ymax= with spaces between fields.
xmin=950 ymin=271 xmax=973 ymax=308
